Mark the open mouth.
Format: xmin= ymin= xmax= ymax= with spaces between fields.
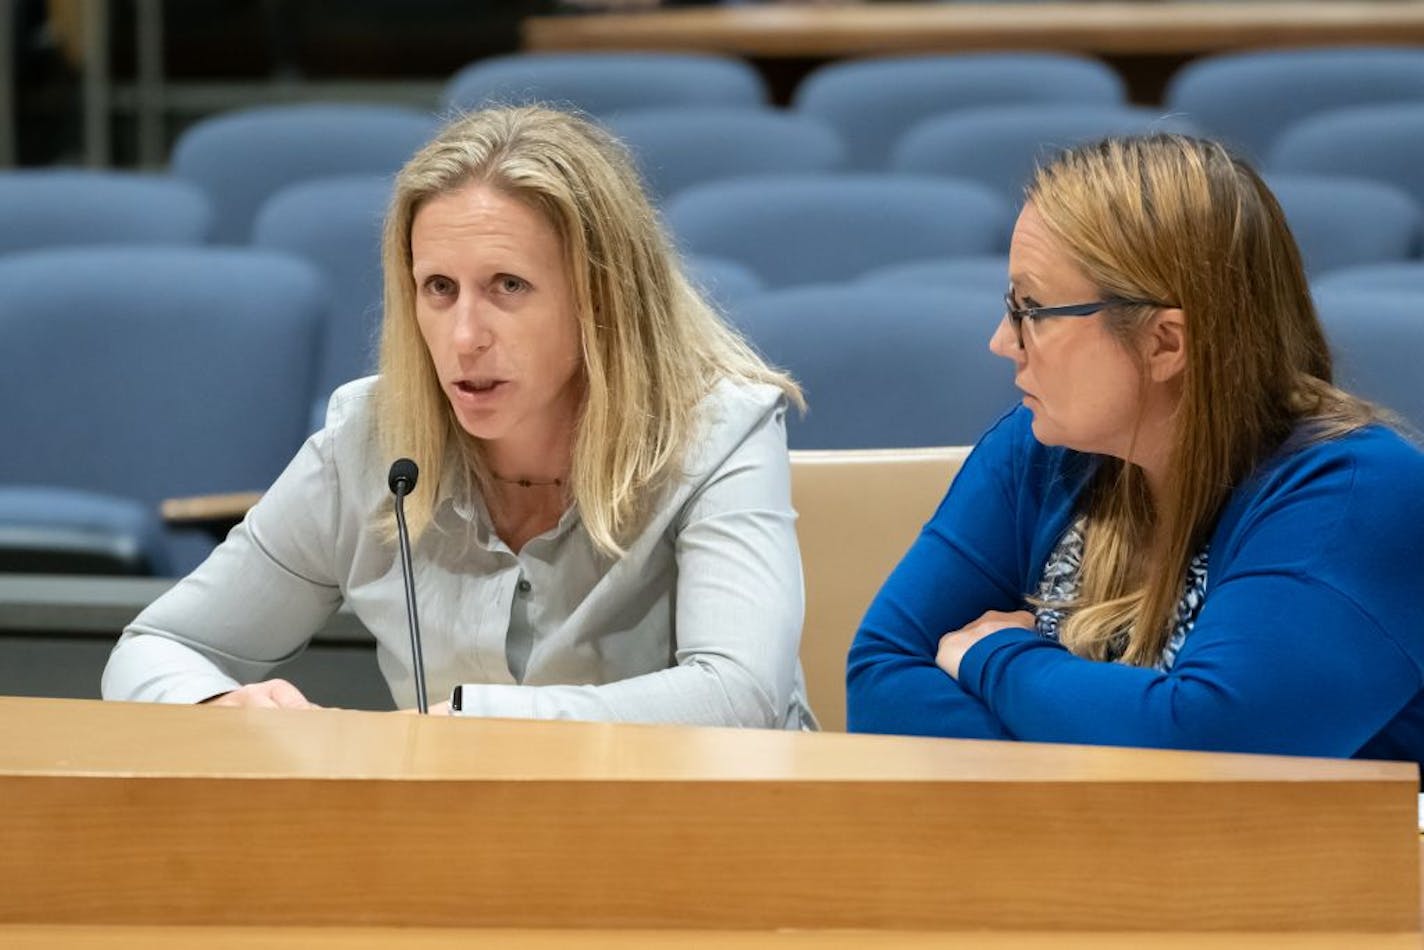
xmin=456 ymin=378 xmax=505 ymax=395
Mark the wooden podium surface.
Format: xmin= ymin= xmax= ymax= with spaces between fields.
xmin=1 ymin=696 xmax=1417 ymax=941
xmin=4 ymin=924 xmax=1422 ymax=948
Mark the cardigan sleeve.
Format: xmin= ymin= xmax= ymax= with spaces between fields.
xmin=956 ymin=430 xmax=1424 ymax=757
xmin=847 ymin=410 xmax=1038 ymax=739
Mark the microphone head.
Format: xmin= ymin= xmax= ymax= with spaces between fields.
xmin=388 ymin=458 xmax=419 ymax=496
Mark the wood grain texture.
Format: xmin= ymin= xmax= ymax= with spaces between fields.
xmin=523 ymin=3 xmax=1424 ymax=57
xmin=2 ymin=696 xmax=1409 ymax=782
xmin=159 ymin=491 xmax=261 ymax=525
xmin=0 ymin=697 xmax=1416 ymax=932
xmin=3 ymin=925 xmax=1422 ymax=948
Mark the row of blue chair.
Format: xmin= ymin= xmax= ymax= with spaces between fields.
xmin=9 ymin=46 xmax=1421 ymax=273
xmin=610 ymin=104 xmax=1197 ymax=205
xmin=662 ymin=171 xmax=1424 ymax=285
xmin=1164 ymin=47 xmax=1424 ymax=160
xmin=245 ymin=168 xmax=1424 ymax=414
xmin=749 ymin=282 xmax=1424 ymax=452
xmin=8 ymin=158 xmax=1420 ymax=288
xmin=4 ymin=163 xmax=1422 ymax=428
xmin=2 ymin=243 xmax=1420 ymax=577
xmin=139 ymin=45 xmax=1424 ymax=239
xmin=447 ymin=47 xmax=1424 ymax=170
xmin=159 ymin=100 xmax=1187 ymax=243
xmin=0 ymin=167 xmax=388 ymax=430
xmin=10 ymin=111 xmax=1424 ymax=277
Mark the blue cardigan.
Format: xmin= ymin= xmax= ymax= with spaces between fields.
xmin=847 ymin=406 xmax=1424 ymax=768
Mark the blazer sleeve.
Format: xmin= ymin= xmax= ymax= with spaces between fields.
xmin=101 ymin=426 xmax=345 ymax=704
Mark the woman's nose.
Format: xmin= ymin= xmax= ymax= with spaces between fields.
xmin=451 ymin=297 xmax=494 ymax=353
xmin=988 ymin=315 xmax=1022 ymax=362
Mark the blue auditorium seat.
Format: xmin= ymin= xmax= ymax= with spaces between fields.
xmin=665 ymin=174 xmax=1011 ymax=288
xmin=171 ymin=104 xmax=435 ymax=243
xmin=606 ymin=107 xmax=845 ymax=203
xmin=730 ymin=284 xmax=1018 ymax=448
xmin=890 ymin=105 xmax=1197 ymax=203
xmin=0 ymin=487 xmax=167 ymax=575
xmin=443 ymin=52 xmax=766 ymax=117
xmin=1313 ymin=288 xmax=1424 ymax=431
xmin=1165 ymin=47 xmax=1424 ymax=160
xmin=855 ymin=256 xmax=1010 ymax=295
xmin=0 ymin=170 xmax=210 ymax=252
xmin=1265 ymin=174 xmax=1420 ymax=276
xmin=1314 ymin=262 xmax=1424 ymax=295
xmin=0 ymin=247 xmax=325 ymax=574
xmin=685 ymin=254 xmax=765 ymax=310
xmin=253 ymin=175 xmax=390 ymax=429
xmin=1269 ymin=103 xmax=1424 ymax=214
xmin=793 ymin=53 xmax=1125 ymax=170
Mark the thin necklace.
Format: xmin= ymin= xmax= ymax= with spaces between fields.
xmin=491 ymin=473 xmax=564 ymax=489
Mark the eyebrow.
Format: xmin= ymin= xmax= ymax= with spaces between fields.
xmin=1007 ymin=270 xmax=1039 ymax=292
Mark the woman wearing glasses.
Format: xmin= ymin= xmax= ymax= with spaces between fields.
xmin=847 ymin=134 xmax=1424 ymax=766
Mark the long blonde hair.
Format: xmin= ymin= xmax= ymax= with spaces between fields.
xmin=375 ymin=105 xmax=800 ymax=556
xmin=1029 ymin=135 xmax=1377 ymax=664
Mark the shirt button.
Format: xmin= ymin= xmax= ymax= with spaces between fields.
xmin=516 ymin=578 xmax=532 ymax=594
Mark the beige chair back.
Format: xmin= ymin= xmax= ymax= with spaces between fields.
xmin=791 ymin=446 xmax=970 ymax=732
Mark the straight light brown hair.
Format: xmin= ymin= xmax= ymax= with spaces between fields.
xmin=1028 ymin=134 xmax=1377 ymax=664
xmin=375 ymin=106 xmax=801 ymax=555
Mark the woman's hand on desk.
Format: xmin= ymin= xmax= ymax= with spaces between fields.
xmin=936 ymin=610 xmax=1036 ymax=680
xmin=203 ymin=678 xmax=321 ymax=709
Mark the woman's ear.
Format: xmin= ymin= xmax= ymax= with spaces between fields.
xmin=1145 ymin=307 xmax=1188 ymax=383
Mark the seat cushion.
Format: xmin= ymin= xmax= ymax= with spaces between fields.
xmin=0 ymin=486 xmax=170 ymax=575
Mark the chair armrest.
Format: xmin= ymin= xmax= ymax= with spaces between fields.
xmin=160 ymin=492 xmax=262 ymax=532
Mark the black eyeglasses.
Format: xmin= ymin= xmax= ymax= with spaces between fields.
xmin=1003 ymin=288 xmax=1166 ymax=349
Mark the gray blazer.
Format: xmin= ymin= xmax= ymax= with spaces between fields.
xmin=103 ymin=376 xmax=814 ymax=729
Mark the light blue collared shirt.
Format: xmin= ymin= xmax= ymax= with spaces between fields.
xmin=103 ymin=376 xmax=814 ymax=729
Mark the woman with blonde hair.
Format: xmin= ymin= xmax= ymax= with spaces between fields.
xmin=105 ymin=106 xmax=815 ymax=728
xmin=848 ymin=134 xmax=1424 ymax=764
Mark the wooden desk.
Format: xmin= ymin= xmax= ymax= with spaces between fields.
xmin=524 ymin=2 xmax=1424 ymax=103
xmin=0 ymin=696 xmax=1416 ymax=935
xmin=2 ymin=925 xmax=1421 ymax=947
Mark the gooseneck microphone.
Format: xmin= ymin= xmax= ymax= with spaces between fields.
xmin=387 ymin=458 xmax=429 ymax=714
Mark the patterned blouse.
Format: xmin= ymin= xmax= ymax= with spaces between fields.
xmin=1031 ymin=516 xmax=1210 ymax=671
